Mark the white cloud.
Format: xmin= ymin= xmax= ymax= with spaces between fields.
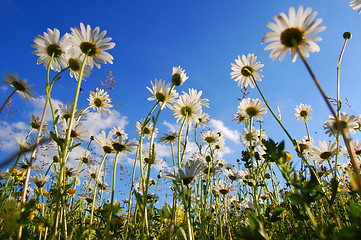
xmin=208 ymin=118 xmax=240 ymax=144
xmin=85 ymin=110 xmax=129 ymax=137
xmin=162 ymin=120 xmax=179 ymax=132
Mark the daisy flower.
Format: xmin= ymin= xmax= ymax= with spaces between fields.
xmin=350 ymin=0 xmax=361 ymax=13
xmin=112 ymin=138 xmax=138 ymax=153
xmin=95 ymin=130 xmax=114 ymax=153
xmin=64 ymin=47 xmax=91 ymax=79
xmin=201 ymin=130 xmax=220 ymax=145
xmin=182 ymin=88 xmax=209 ymax=108
xmin=223 ymin=168 xmax=245 ymax=181
xmin=212 ymin=180 xmax=235 ymax=196
xmin=172 ymin=66 xmax=189 ymax=86
xmin=61 ymin=118 xmax=88 ymax=141
xmin=158 ymin=131 xmax=178 ymax=144
xmin=296 ymin=136 xmax=314 ymax=155
xmin=146 ymin=79 xmax=178 ymax=109
xmin=32 ymin=174 xmax=50 ymax=188
xmin=172 ymin=94 xmax=203 ymax=126
xmin=57 ymin=103 xmax=84 ymax=121
xmin=311 ymin=141 xmax=338 ymax=164
xmin=75 ymin=150 xmax=95 ymax=166
xmin=230 ymin=54 xmax=264 ymax=88
xmin=65 ymin=167 xmax=79 ymax=178
xmin=241 ymin=128 xmax=267 ymax=147
xmin=263 ymin=6 xmax=326 ymax=62
xmin=16 ymin=137 xmax=31 ymax=152
xmin=88 ymin=88 xmax=113 ymax=114
xmin=164 ymin=159 xmax=206 ymax=185
xmin=136 ymin=119 xmax=158 ymax=139
xmin=32 ymin=28 xmax=69 ymax=71
xmin=323 ymin=112 xmax=358 ymax=137
xmin=2 ymin=72 xmax=35 ymax=101
xmin=69 ymin=23 xmax=115 ymax=69
xmin=294 ymin=103 xmax=313 ymax=121
xmin=197 ymin=112 xmax=210 ymax=127
xmin=237 ymin=98 xmax=267 ymax=121
xmin=110 ymin=126 xmax=129 ymax=140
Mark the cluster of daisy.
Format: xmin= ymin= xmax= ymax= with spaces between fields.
xmin=32 ymin=23 xmax=115 ymax=79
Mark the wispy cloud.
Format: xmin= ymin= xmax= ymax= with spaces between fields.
xmin=208 ymin=118 xmax=240 ymax=144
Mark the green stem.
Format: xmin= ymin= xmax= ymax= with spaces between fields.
xmin=89 ymin=153 xmax=108 ymax=228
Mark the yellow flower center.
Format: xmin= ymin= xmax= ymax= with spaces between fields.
xmin=93 ymin=98 xmax=103 ymax=107
xmin=155 ymin=92 xmax=166 ymax=102
xmin=246 ymin=106 xmax=259 ymax=117
xmin=320 ymin=151 xmax=332 ymax=160
xmin=333 ymin=120 xmax=347 ymax=131
xmin=172 ymin=73 xmax=182 ymax=86
xmin=300 ymin=110 xmax=308 ymax=117
xmin=204 ymin=136 xmax=216 ymax=143
xmin=47 ymin=44 xmax=62 ymax=57
xmin=12 ymin=81 xmax=26 ymax=92
xmin=180 ymin=105 xmax=193 ymax=117
xmin=241 ymin=66 xmax=254 ymax=77
xmin=68 ymin=58 xmax=80 ymax=71
xmin=80 ymin=42 xmax=98 ymax=56
xmin=280 ymin=27 xmax=305 ymax=48
xmin=112 ymin=142 xmax=127 ymax=152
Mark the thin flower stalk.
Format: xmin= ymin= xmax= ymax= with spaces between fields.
xmin=51 ymin=54 xmax=89 ymax=240
xmin=89 ymin=153 xmax=108 ymax=228
xmin=18 ymin=55 xmax=55 ymax=240
xmin=334 ymin=33 xmax=351 ymax=176
xmin=104 ymin=151 xmax=120 ymax=237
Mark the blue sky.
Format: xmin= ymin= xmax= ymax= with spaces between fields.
xmin=1 ymin=0 xmax=361 ymax=200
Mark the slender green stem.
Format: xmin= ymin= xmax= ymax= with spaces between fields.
xmin=251 ymin=76 xmax=295 ymax=145
xmin=89 ymin=153 xmax=108 ymax=228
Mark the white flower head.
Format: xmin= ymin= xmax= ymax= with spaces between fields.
xmin=110 ymin=126 xmax=128 ymax=140
xmin=295 ymin=103 xmax=313 ymax=121
xmin=172 ymin=66 xmax=189 ymax=86
xmin=146 ymin=79 xmax=178 ymax=109
xmin=32 ymin=174 xmax=50 ymax=188
xmin=2 ymin=72 xmax=35 ymax=101
xmin=32 ymin=28 xmax=69 ymax=71
xmin=69 ymin=23 xmax=115 ymax=69
xmin=88 ymin=88 xmax=113 ymax=114
xmin=323 ymin=112 xmax=359 ymax=137
xmin=61 ymin=118 xmax=88 ymax=141
xmin=230 ymin=54 xmax=264 ymax=88
xmin=311 ymin=141 xmax=338 ymax=164
xmin=164 ymin=159 xmax=206 ymax=185
xmin=182 ymin=88 xmax=209 ymax=108
xmin=64 ymin=47 xmax=91 ymax=79
xmin=95 ymin=130 xmax=114 ymax=153
xmin=212 ymin=180 xmax=235 ymax=196
xmin=172 ymin=94 xmax=202 ymax=126
xmin=238 ymin=98 xmax=267 ymax=121
xmin=263 ymin=6 xmax=326 ymax=62
xmin=136 ymin=119 xmax=158 ymax=139
xmin=241 ymin=128 xmax=267 ymax=147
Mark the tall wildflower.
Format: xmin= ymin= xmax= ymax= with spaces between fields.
xmin=69 ymin=23 xmax=115 ymax=69
xmin=32 ymin=28 xmax=69 ymax=71
xmin=230 ymin=54 xmax=264 ymax=88
xmin=263 ymin=6 xmax=326 ymax=62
